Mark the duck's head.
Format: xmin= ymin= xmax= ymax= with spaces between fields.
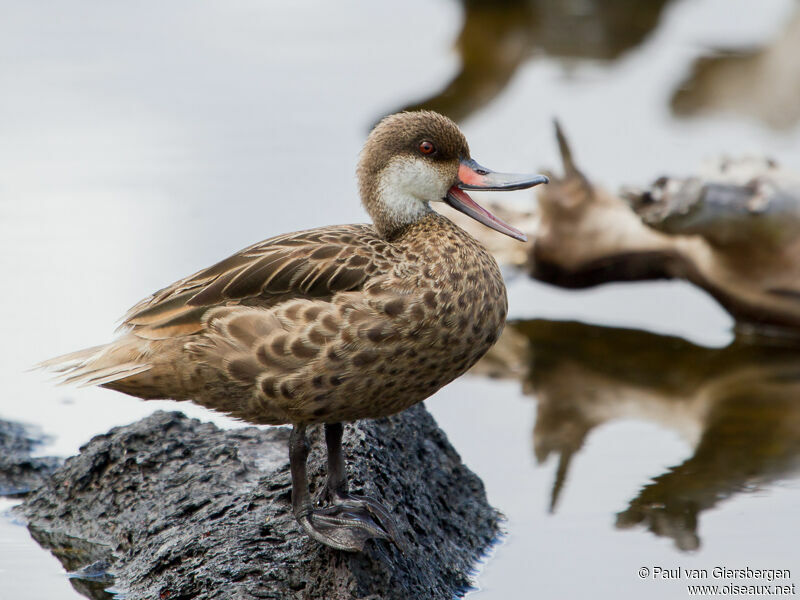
xmin=358 ymin=110 xmax=548 ymax=241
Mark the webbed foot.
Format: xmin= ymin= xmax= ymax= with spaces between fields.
xmin=289 ymin=423 xmax=405 ymax=552
xmin=297 ymin=492 xmax=400 ymax=552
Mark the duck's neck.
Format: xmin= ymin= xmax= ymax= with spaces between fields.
xmin=370 ymin=192 xmax=434 ymax=240
xmin=359 ymin=159 xmax=439 ymax=240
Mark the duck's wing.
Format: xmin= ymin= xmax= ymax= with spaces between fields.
xmin=121 ymin=224 xmax=393 ymax=340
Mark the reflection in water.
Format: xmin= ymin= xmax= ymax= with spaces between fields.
xmin=474 ymin=319 xmax=800 ymax=551
xmin=27 ymin=527 xmax=114 ymax=600
xmin=672 ymin=9 xmax=800 ymax=130
xmin=394 ymin=0 xmax=674 ymax=121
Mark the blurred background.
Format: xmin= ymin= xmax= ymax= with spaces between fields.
xmin=1 ymin=0 xmax=799 ymax=598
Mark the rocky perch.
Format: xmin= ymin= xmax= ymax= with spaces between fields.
xmin=16 ymin=407 xmax=500 ymax=600
xmin=0 ymin=418 xmax=61 ymax=497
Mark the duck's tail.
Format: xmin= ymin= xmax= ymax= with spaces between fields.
xmin=36 ymin=337 xmax=153 ymax=389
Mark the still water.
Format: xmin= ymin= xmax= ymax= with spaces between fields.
xmin=1 ymin=0 xmax=799 ymax=598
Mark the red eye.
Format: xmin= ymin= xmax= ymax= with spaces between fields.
xmin=419 ymin=140 xmax=436 ymax=155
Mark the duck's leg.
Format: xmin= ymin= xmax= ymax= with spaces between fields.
xmin=323 ymin=423 xmax=401 ymax=545
xmin=289 ymin=424 xmax=399 ymax=552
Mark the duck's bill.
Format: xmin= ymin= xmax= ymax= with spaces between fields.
xmin=444 ymin=158 xmax=549 ymax=242
xmin=457 ymin=158 xmax=550 ymax=192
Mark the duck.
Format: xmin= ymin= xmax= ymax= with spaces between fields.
xmin=39 ymin=111 xmax=548 ymax=552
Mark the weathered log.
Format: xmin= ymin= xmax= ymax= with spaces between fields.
xmin=444 ymin=121 xmax=800 ymax=334
xmin=16 ymin=407 xmax=499 ymax=600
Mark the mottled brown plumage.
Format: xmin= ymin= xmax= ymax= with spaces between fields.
xmin=100 ymin=216 xmax=506 ymax=427
xmin=40 ymin=110 xmax=547 ymax=551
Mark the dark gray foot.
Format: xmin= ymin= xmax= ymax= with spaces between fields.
xmin=296 ymin=493 xmax=399 ymax=552
xmin=289 ymin=423 xmax=404 ymax=552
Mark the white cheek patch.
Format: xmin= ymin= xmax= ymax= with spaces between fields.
xmin=377 ymin=157 xmax=450 ymax=225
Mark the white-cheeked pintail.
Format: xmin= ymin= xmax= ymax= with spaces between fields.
xmin=40 ymin=111 xmax=548 ymax=551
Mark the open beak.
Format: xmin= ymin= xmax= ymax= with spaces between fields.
xmin=445 ymin=158 xmax=549 ymax=242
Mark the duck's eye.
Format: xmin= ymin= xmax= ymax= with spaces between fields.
xmin=419 ymin=140 xmax=436 ymax=155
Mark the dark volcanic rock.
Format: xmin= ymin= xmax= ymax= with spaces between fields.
xmin=17 ymin=407 xmax=500 ymax=599
xmin=0 ymin=418 xmax=62 ymax=496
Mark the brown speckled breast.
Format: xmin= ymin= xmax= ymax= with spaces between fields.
xmin=271 ymin=213 xmax=508 ymax=424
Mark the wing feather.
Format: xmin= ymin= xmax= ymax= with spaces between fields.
xmin=122 ymin=224 xmax=391 ymax=340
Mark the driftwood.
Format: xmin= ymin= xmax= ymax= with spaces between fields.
xmin=16 ymin=407 xmax=499 ymax=600
xmin=472 ymin=319 xmax=800 ymax=551
xmin=442 ymin=121 xmax=800 ymax=334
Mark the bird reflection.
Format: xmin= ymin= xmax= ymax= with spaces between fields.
xmin=394 ymin=0 xmax=674 ymax=122
xmin=473 ymin=319 xmax=800 ymax=551
xmin=671 ymin=8 xmax=800 ymax=130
